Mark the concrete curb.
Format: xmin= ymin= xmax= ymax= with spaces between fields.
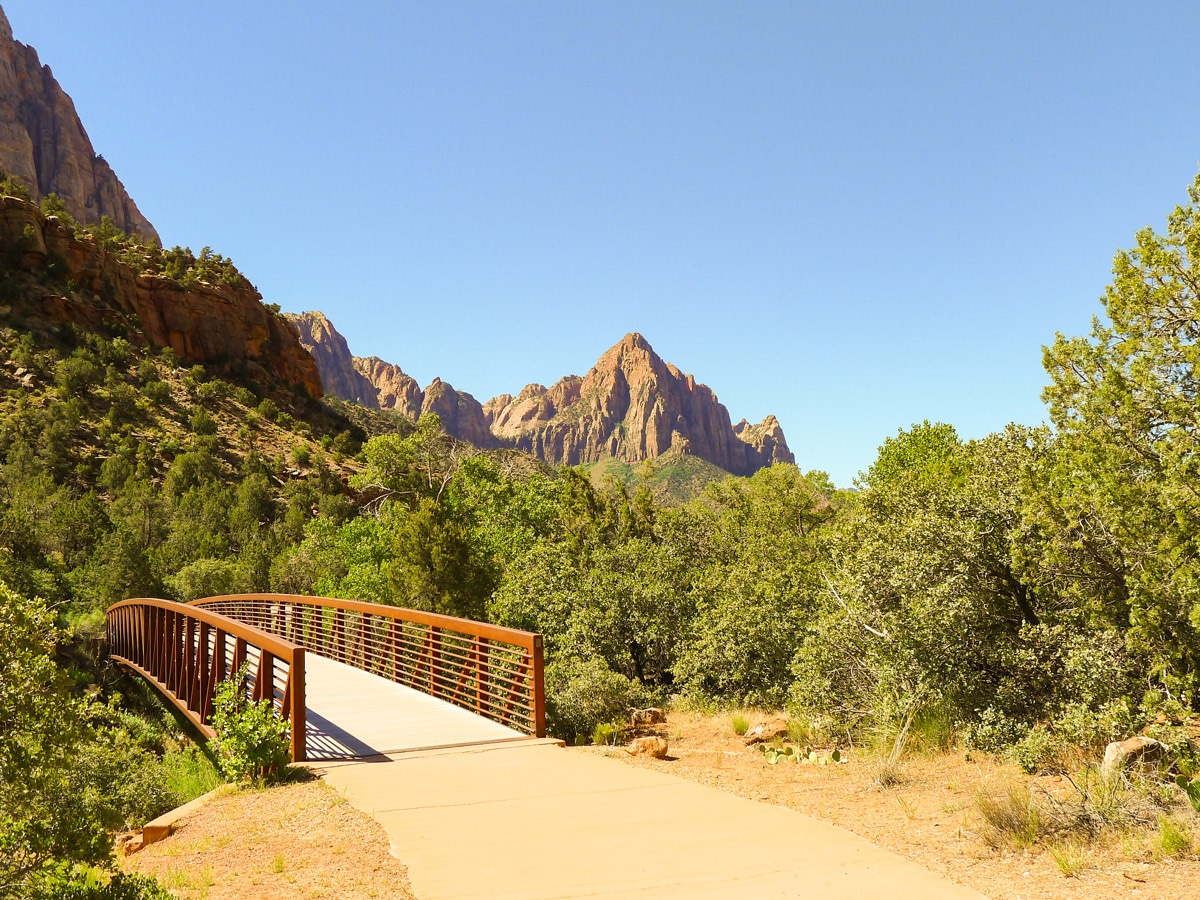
xmin=130 ymin=784 xmax=233 ymax=852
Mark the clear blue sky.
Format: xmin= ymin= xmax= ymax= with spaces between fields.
xmin=8 ymin=1 xmax=1200 ymax=486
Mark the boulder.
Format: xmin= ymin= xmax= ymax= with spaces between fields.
xmin=629 ymin=707 xmax=667 ymax=727
xmin=1101 ymin=736 xmax=1169 ymax=776
xmin=626 ymin=736 xmax=669 ymax=759
xmin=743 ymin=718 xmax=790 ymax=746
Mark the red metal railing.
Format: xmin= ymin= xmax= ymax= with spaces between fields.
xmin=191 ymin=593 xmax=545 ymax=738
xmin=106 ymin=598 xmax=307 ymax=762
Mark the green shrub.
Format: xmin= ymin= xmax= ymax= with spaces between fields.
xmin=166 ymin=558 xmax=237 ymax=602
xmin=256 ymin=398 xmax=279 ymax=423
xmin=0 ymin=167 xmax=31 ymax=201
xmin=189 ymin=407 xmax=217 ymax=436
xmin=197 ymin=379 xmax=229 ymax=404
xmin=1052 ymin=700 xmax=1137 ymax=751
xmin=57 ymin=355 xmax=101 ymax=398
xmin=730 ymin=713 xmax=750 ymax=736
xmin=142 ymin=380 xmax=170 ymax=404
xmin=545 ymin=656 xmax=649 ymax=745
xmin=29 ymin=868 xmax=173 ymax=900
xmin=209 ymin=663 xmax=291 ymax=782
xmin=592 ymin=722 xmax=619 ymax=746
xmin=290 ymin=444 xmax=311 ymax=467
xmin=962 ymin=707 xmax=1027 ymax=754
xmin=1010 ymin=724 xmax=1063 ymax=775
xmin=74 ymin=734 xmax=179 ymax=829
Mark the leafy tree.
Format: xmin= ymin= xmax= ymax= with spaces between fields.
xmin=1040 ymin=171 xmax=1200 ymax=701
xmin=0 ymin=583 xmax=111 ymax=896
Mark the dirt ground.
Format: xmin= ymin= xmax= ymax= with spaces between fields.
xmin=584 ymin=711 xmax=1200 ymax=900
xmin=120 ymin=779 xmax=414 ymax=900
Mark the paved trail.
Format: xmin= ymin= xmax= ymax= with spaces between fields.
xmin=317 ymin=739 xmax=989 ymax=900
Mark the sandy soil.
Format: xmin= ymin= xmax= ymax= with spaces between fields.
xmin=121 ymin=779 xmax=414 ymax=900
xmin=584 ymin=711 xmax=1200 ymax=900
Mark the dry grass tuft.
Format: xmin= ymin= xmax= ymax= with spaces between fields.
xmin=1049 ymin=839 xmax=1089 ymax=877
xmin=975 ymin=780 xmax=1043 ymax=848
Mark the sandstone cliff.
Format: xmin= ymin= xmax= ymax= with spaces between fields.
xmin=422 ymin=378 xmax=497 ymax=448
xmin=0 ymin=8 xmax=158 ymax=241
xmin=352 ymin=356 xmax=423 ymax=420
xmin=0 ymin=195 xmax=320 ymax=397
xmin=287 ymin=310 xmax=491 ymax=445
xmin=482 ymin=333 xmax=795 ymax=476
xmin=286 ymin=310 xmax=377 ymax=405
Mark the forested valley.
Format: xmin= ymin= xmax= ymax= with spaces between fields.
xmin=5 ymin=170 xmax=1200 ymax=897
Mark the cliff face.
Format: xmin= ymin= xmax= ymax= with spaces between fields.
xmin=483 ymin=333 xmax=795 ymax=476
xmin=287 ymin=310 xmax=492 ymax=445
xmin=422 ymin=378 xmax=497 ymax=448
xmin=352 ymin=356 xmax=423 ymax=420
xmin=286 ymin=310 xmax=376 ymax=405
xmin=0 ymin=196 xmax=320 ymax=397
xmin=0 ymin=8 xmax=158 ymax=241
xmin=733 ymin=415 xmax=793 ymax=474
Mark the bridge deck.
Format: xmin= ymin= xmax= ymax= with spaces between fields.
xmin=302 ymin=652 xmax=527 ymax=760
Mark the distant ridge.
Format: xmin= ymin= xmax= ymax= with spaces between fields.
xmin=288 ymin=311 xmax=794 ymax=476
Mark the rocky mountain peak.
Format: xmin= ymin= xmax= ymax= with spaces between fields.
xmin=292 ymin=313 xmax=794 ymax=476
xmin=0 ymin=6 xmax=158 ymax=240
xmin=484 ymin=334 xmax=795 ymax=475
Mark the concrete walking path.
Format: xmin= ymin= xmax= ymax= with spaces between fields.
xmin=317 ymin=740 xmax=989 ymax=900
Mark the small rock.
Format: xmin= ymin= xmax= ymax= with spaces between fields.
xmin=743 ymin=718 xmax=789 ymax=746
xmin=626 ymin=736 xmax=669 ymax=758
xmin=629 ymin=707 xmax=666 ymax=726
xmin=114 ymin=830 xmax=144 ymax=856
xmin=1101 ymin=736 xmax=1169 ymax=776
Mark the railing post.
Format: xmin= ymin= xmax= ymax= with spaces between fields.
xmin=428 ymin=626 xmax=441 ymax=694
xmin=290 ymin=649 xmax=306 ymax=762
xmin=533 ymin=635 xmax=546 ymax=738
xmin=256 ymin=652 xmax=274 ymax=705
xmin=390 ymin=620 xmax=401 ymax=681
xmin=233 ymin=637 xmax=247 ymax=687
xmin=336 ymin=608 xmax=346 ymax=662
xmin=195 ymin=621 xmax=210 ymax=719
xmin=476 ymin=637 xmax=488 ymax=715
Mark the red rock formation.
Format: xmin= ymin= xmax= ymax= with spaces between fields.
xmin=353 ymin=356 xmax=422 ymax=420
xmin=421 ymin=378 xmax=497 ymax=448
xmin=482 ymin=334 xmax=794 ymax=476
xmin=292 ymin=312 xmax=793 ymax=476
xmin=286 ymin=310 xmax=377 ymax=405
xmin=733 ymin=415 xmax=795 ymax=472
xmin=288 ymin=311 xmax=492 ymax=445
xmin=1 ymin=196 xmax=320 ymax=398
xmin=0 ymin=8 xmax=158 ymax=241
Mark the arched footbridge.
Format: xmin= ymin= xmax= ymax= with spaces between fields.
xmin=105 ymin=593 xmax=545 ymax=761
